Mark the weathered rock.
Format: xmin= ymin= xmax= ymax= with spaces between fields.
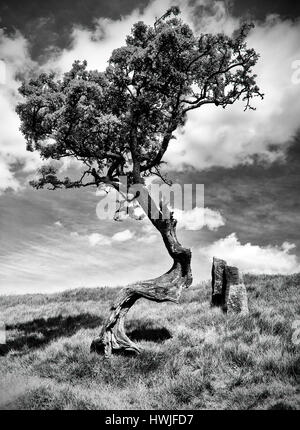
xmin=211 ymin=259 xmax=249 ymax=315
xmin=211 ymin=257 xmax=227 ymax=306
xmin=225 ymin=265 xmax=249 ymax=315
xmin=226 ymin=283 xmax=249 ymax=315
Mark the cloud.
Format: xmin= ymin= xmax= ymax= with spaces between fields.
xmin=0 ymin=158 xmax=20 ymax=191
xmin=54 ymin=220 xmax=63 ymax=227
xmin=137 ymin=234 xmax=157 ymax=244
xmin=199 ymin=233 xmax=300 ymax=274
xmin=0 ymin=29 xmax=42 ymax=193
xmin=71 ymin=229 xmax=135 ymax=246
xmin=173 ymin=207 xmax=225 ymax=231
xmin=112 ymin=229 xmax=135 ymax=242
xmin=137 ymin=223 xmax=159 ymax=244
xmin=88 ymin=232 xmax=112 ymax=246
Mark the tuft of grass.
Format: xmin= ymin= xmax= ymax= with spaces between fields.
xmin=0 ymin=274 xmax=299 ymax=410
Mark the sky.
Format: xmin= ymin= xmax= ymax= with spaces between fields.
xmin=0 ymin=0 xmax=300 ymax=294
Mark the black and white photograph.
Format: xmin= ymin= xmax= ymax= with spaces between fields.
xmin=0 ymin=0 xmax=299 ymax=412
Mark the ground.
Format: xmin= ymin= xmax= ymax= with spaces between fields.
xmin=0 ymin=274 xmax=299 ymax=410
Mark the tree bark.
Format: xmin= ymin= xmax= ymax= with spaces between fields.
xmin=91 ymin=185 xmax=192 ymax=357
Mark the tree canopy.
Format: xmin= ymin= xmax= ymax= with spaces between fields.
xmin=16 ymin=7 xmax=263 ymax=191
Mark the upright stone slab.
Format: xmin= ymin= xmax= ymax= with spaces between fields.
xmin=211 ymin=257 xmax=227 ymax=306
xmin=225 ymin=266 xmax=249 ymax=315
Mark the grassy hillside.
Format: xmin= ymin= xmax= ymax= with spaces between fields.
xmin=0 ymin=274 xmax=299 ymax=410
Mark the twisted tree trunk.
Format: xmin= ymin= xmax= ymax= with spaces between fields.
xmin=91 ymin=185 xmax=192 ymax=357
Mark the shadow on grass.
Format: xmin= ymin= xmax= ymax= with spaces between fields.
xmin=0 ymin=315 xmax=172 ymax=357
xmin=127 ymin=320 xmax=172 ymax=343
xmin=91 ymin=323 xmax=172 ymax=356
xmin=1 ymin=313 xmax=103 ymax=356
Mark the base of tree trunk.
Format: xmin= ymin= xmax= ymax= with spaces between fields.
xmin=90 ymin=260 xmax=192 ymax=356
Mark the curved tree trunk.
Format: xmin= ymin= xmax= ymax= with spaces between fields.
xmin=91 ymin=185 xmax=192 ymax=357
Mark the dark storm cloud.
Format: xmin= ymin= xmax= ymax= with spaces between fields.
xmin=230 ymin=0 xmax=300 ymax=21
xmin=0 ymin=0 xmax=150 ymax=60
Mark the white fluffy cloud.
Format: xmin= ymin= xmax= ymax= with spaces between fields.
xmin=0 ymin=30 xmax=42 ymax=193
xmin=137 ymin=234 xmax=157 ymax=244
xmin=174 ymin=207 xmax=225 ymax=231
xmin=137 ymin=223 xmax=159 ymax=244
xmin=72 ymin=229 xmax=135 ymax=246
xmin=199 ymin=233 xmax=300 ymax=274
xmin=88 ymin=232 xmax=112 ymax=246
xmin=112 ymin=229 xmax=135 ymax=242
xmin=0 ymin=158 xmax=20 ymax=191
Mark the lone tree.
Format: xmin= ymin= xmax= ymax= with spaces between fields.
xmin=16 ymin=7 xmax=263 ymax=356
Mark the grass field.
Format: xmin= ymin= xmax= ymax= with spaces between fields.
xmin=0 ymin=273 xmax=299 ymax=410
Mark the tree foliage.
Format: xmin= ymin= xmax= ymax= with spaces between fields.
xmin=16 ymin=8 xmax=263 ymax=191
